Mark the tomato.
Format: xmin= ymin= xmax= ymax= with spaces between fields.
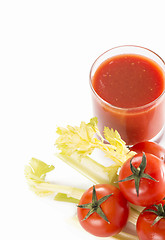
xmin=129 ymin=141 xmax=165 ymax=162
xmin=136 ymin=200 xmax=165 ymax=240
xmin=118 ymin=153 xmax=165 ymax=206
xmin=77 ymin=184 xmax=129 ymax=237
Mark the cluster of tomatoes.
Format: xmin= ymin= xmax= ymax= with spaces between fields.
xmin=77 ymin=141 xmax=165 ymax=240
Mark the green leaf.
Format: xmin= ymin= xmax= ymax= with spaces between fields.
xmin=104 ymin=127 xmax=126 ymax=151
xmin=25 ymin=158 xmax=85 ymax=198
xmin=56 ymin=118 xmax=99 ymax=156
xmin=25 ymin=158 xmax=55 ymax=182
xmin=56 ymin=118 xmax=136 ymax=166
xmin=25 ymin=158 xmax=55 ymax=196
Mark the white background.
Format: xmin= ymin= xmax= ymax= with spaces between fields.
xmin=1 ymin=1 xmax=165 ymax=239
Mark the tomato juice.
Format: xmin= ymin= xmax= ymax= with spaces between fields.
xmin=90 ymin=46 xmax=165 ymax=145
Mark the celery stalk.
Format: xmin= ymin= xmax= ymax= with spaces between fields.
xmin=55 ymin=117 xmax=136 ymax=189
xmin=54 ymin=193 xmax=80 ymax=204
xmin=114 ymin=231 xmax=138 ymax=240
xmin=56 ymin=152 xmax=120 ymax=185
xmin=25 ymin=158 xmax=139 ymax=240
xmin=31 ymin=181 xmax=85 ymax=199
xmin=56 ymin=152 xmax=140 ymax=227
xmin=128 ymin=207 xmax=139 ymax=225
xmin=25 ymin=118 xmax=140 ymax=240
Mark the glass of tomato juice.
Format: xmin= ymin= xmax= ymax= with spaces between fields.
xmin=90 ymin=46 xmax=165 ymax=145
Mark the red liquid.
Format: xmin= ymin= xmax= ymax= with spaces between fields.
xmin=91 ymin=54 xmax=165 ymax=145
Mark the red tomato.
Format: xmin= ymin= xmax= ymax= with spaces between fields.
xmin=129 ymin=141 xmax=165 ymax=162
xmin=118 ymin=153 xmax=165 ymax=206
xmin=136 ymin=200 xmax=165 ymax=240
xmin=77 ymin=184 xmax=129 ymax=237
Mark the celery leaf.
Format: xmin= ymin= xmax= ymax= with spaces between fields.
xmin=25 ymin=158 xmax=85 ymax=199
xmin=25 ymin=158 xmax=55 ymax=196
xmin=56 ymin=117 xmax=135 ymax=165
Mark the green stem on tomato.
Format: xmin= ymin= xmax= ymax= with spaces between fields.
xmin=56 ymin=152 xmax=140 ymax=225
xmin=55 ymin=191 xmax=140 ymax=226
xmin=25 ymin=158 xmax=139 ymax=240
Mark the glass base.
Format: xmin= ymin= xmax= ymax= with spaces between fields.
xmin=151 ymin=125 xmax=165 ymax=146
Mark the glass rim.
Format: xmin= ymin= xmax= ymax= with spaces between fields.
xmin=89 ymin=45 xmax=165 ymax=112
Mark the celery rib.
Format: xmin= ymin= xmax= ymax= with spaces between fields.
xmin=56 ymin=152 xmax=120 ymax=185
xmin=114 ymin=231 xmax=138 ymax=240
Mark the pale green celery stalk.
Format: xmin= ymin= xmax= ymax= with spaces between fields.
xmin=114 ymin=232 xmax=138 ymax=240
xmin=130 ymin=203 xmax=145 ymax=213
xmin=129 ymin=203 xmax=144 ymax=225
xmin=55 ymin=117 xmax=136 ymax=187
xmin=29 ymin=180 xmax=85 ymax=199
xmin=25 ymin=158 xmax=139 ymax=240
xmin=56 ymin=152 xmax=120 ymax=185
xmin=56 ymin=152 xmax=140 ymax=227
xmin=54 ymin=193 xmax=80 ymax=204
xmin=128 ymin=207 xmax=139 ymax=226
